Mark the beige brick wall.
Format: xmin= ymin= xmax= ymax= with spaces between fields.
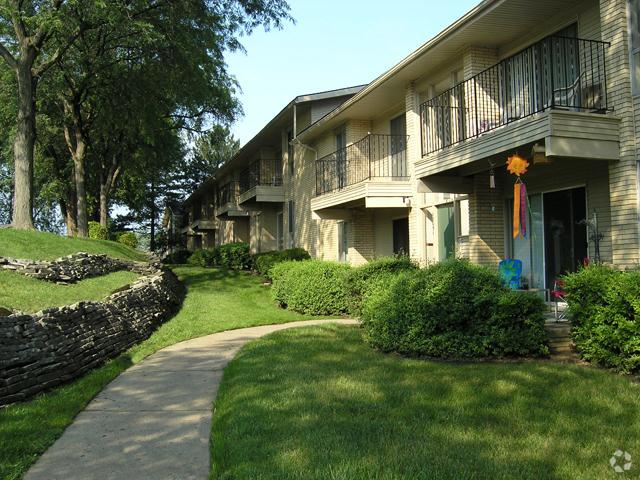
xmin=349 ymin=210 xmax=376 ymax=265
xmin=468 ymin=172 xmax=506 ymax=267
xmin=600 ymin=0 xmax=640 ymax=267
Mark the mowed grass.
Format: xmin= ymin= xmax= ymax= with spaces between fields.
xmin=0 ymin=270 xmax=139 ymax=313
xmin=0 ymin=228 xmax=147 ymax=261
xmin=211 ymin=324 xmax=640 ymax=480
xmin=0 ymin=266 xmax=315 ymax=480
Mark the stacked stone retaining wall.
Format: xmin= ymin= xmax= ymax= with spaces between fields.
xmin=0 ymin=256 xmax=185 ymax=406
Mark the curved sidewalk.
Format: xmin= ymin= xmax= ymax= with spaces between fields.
xmin=25 ymin=319 xmax=358 ymax=480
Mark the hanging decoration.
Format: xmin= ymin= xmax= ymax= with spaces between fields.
xmin=506 ymin=153 xmax=529 ymax=239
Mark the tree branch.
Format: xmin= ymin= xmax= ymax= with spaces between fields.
xmin=0 ymin=43 xmax=17 ymax=70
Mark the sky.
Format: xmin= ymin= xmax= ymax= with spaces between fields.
xmin=226 ymin=0 xmax=480 ymax=146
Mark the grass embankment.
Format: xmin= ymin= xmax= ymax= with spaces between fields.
xmin=0 ymin=228 xmax=147 ymax=262
xmin=211 ymin=324 xmax=640 ymax=480
xmin=0 ymin=270 xmax=140 ymax=313
xmin=0 ymin=266 xmax=312 ymax=480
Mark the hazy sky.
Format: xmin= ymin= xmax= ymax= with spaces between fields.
xmin=226 ymin=0 xmax=479 ymax=145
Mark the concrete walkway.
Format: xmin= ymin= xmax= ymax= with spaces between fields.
xmin=25 ymin=319 xmax=358 ymax=480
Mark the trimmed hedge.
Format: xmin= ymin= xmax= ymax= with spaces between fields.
xmin=187 ymin=248 xmax=218 ymax=267
xmin=345 ymin=256 xmax=419 ymax=316
xmin=271 ymin=260 xmax=351 ymax=315
xmin=564 ymin=266 xmax=640 ymax=373
xmin=252 ymin=248 xmax=311 ymax=278
xmin=361 ymin=259 xmax=548 ymax=358
xmin=218 ymin=242 xmax=251 ymax=270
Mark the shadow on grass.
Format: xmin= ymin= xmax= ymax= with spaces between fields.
xmin=211 ymin=325 xmax=640 ymax=480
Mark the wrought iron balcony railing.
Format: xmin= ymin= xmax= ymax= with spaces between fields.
xmin=420 ymin=35 xmax=609 ymax=156
xmin=239 ymin=158 xmax=283 ymax=194
xmin=315 ymin=134 xmax=409 ymax=196
xmin=216 ymin=181 xmax=238 ymax=208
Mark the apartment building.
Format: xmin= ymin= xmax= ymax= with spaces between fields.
xmin=179 ymin=86 xmax=364 ymax=254
xmin=182 ymin=0 xmax=640 ymax=291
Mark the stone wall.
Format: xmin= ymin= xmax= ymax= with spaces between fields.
xmin=0 ymin=252 xmax=157 ymax=284
xmin=0 ymin=268 xmax=185 ymax=406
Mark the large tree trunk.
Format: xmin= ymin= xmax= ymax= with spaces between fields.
xmin=72 ymin=141 xmax=88 ymax=237
xmin=63 ymin=98 xmax=89 ymax=237
xmin=99 ymin=154 xmax=121 ymax=228
xmin=149 ymin=179 xmax=156 ymax=252
xmin=62 ymin=188 xmax=77 ymax=236
xmin=11 ymin=59 xmax=37 ymax=230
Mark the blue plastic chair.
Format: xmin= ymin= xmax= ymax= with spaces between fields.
xmin=498 ymin=259 xmax=522 ymax=290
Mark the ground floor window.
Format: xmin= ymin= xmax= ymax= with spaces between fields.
xmin=338 ymin=221 xmax=349 ymax=263
xmin=276 ymin=212 xmax=284 ymax=251
xmin=507 ymin=186 xmax=587 ymax=289
xmin=288 ymin=200 xmax=295 ymax=248
xmin=392 ymin=217 xmax=410 ymax=255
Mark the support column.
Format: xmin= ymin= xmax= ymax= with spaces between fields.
xmin=406 ymin=81 xmax=427 ymax=265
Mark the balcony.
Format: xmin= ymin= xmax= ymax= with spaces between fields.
xmin=215 ymin=181 xmax=248 ymax=219
xmin=238 ymin=158 xmax=284 ymax=205
xmin=415 ymin=35 xmax=620 ymax=179
xmin=311 ymin=134 xmax=412 ymax=216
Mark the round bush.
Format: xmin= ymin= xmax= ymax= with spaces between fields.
xmin=218 ymin=242 xmax=250 ymax=270
xmin=344 ymin=256 xmax=418 ymax=316
xmin=253 ymin=248 xmax=311 ymax=278
xmin=361 ymin=259 xmax=548 ymax=358
xmin=116 ymin=231 xmax=138 ymax=249
xmin=271 ymin=260 xmax=350 ymax=315
xmin=564 ymin=266 xmax=640 ymax=373
xmin=88 ymin=221 xmax=108 ymax=240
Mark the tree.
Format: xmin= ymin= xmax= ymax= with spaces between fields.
xmin=175 ymin=126 xmax=240 ymax=193
xmin=0 ymin=0 xmax=292 ymax=236
xmin=0 ymin=0 xmax=84 ymax=229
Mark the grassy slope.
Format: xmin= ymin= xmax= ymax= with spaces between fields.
xmin=0 ymin=266 xmax=313 ymax=480
xmin=211 ymin=325 xmax=640 ymax=480
xmin=0 ymin=270 xmax=140 ymax=313
xmin=0 ymin=228 xmax=147 ymax=261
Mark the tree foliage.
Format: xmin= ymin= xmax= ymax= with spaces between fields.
xmin=0 ymin=0 xmax=292 ymax=240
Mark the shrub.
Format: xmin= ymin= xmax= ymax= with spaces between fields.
xmin=564 ymin=266 xmax=640 ymax=373
xmin=88 ymin=221 xmax=108 ymax=240
xmin=218 ymin=242 xmax=251 ymax=270
xmin=187 ymin=248 xmax=218 ymax=267
xmin=252 ymin=248 xmax=311 ymax=278
xmin=117 ymin=231 xmax=138 ymax=249
xmin=163 ymin=249 xmax=191 ymax=265
xmin=361 ymin=259 xmax=548 ymax=358
xmin=344 ymin=256 xmax=419 ymax=316
xmin=271 ymin=260 xmax=351 ymax=315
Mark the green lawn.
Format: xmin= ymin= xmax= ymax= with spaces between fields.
xmin=0 ymin=228 xmax=147 ymax=261
xmin=211 ymin=324 xmax=640 ymax=480
xmin=0 ymin=266 xmax=314 ymax=480
xmin=0 ymin=270 xmax=139 ymax=313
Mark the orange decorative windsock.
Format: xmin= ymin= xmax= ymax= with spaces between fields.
xmin=507 ymin=154 xmax=529 ymax=239
xmin=513 ymin=183 xmax=521 ymax=239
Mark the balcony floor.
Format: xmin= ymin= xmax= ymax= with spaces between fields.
xmin=311 ymin=180 xmax=413 ymax=219
xmin=415 ymin=110 xmax=620 ymax=179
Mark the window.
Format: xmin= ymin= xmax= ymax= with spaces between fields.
xmin=276 ymin=212 xmax=284 ymax=251
xmin=288 ymin=200 xmax=295 ymax=247
xmin=456 ymin=198 xmax=470 ymax=238
xmin=338 ymin=221 xmax=349 ymax=263
xmin=630 ymin=0 xmax=640 ymax=95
